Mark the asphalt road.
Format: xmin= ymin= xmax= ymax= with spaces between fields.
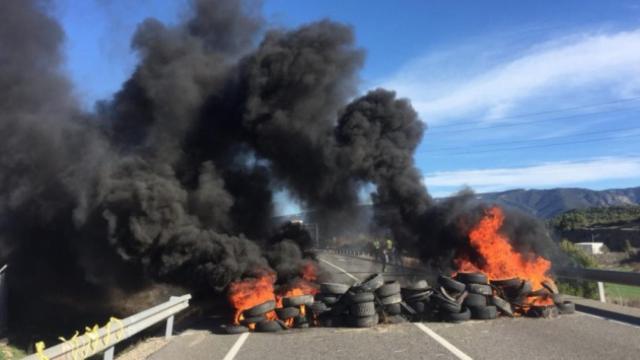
xmin=146 ymin=253 xmax=640 ymax=360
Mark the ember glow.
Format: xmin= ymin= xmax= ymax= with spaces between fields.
xmin=455 ymin=207 xmax=552 ymax=291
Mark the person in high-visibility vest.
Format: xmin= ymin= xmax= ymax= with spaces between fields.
xmin=372 ymin=239 xmax=381 ymax=261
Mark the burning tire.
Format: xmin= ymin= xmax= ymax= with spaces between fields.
xmin=346 ymin=291 xmax=375 ymax=304
xmin=283 ymin=295 xmax=314 ymax=307
xmin=320 ymin=282 xmax=350 ymax=295
xmin=557 ymin=301 xmax=575 ymax=315
xmin=384 ymin=303 xmax=402 ymax=316
xmin=240 ymin=315 xmax=267 ymax=326
xmin=350 ymin=301 xmax=376 ymax=317
xmin=256 ymin=320 xmax=283 ymax=333
xmin=380 ymin=293 xmax=402 ymax=305
xmin=442 ymin=307 xmax=471 ymax=322
xmin=490 ymin=295 xmax=513 ymax=317
xmin=467 ymin=283 xmax=493 ymax=296
xmin=351 ymin=313 xmax=379 ymax=328
xmin=245 ymin=300 xmax=276 ymax=317
xmin=490 ymin=278 xmax=521 ymax=288
xmin=225 ymin=325 xmax=249 ymax=334
xmin=470 ymin=305 xmax=498 ymax=320
xmin=462 ymin=293 xmax=487 ymax=308
xmin=359 ymin=273 xmax=385 ymax=292
xmin=376 ymin=281 xmax=401 ymax=297
xmin=456 ymin=272 xmax=489 ymax=285
xmin=438 ymin=275 xmax=466 ymax=293
xmin=275 ymin=307 xmax=300 ymax=319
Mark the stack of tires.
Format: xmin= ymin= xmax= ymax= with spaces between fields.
xmin=376 ymin=281 xmax=402 ymax=316
xmin=346 ymin=288 xmax=378 ymax=327
xmin=432 ymin=276 xmax=470 ymax=322
xmin=543 ymin=280 xmax=575 ymax=315
xmin=346 ymin=274 xmax=384 ymax=327
xmin=400 ymin=280 xmax=431 ymax=316
xmin=314 ymin=282 xmax=350 ymax=326
xmin=280 ymin=295 xmax=314 ymax=328
xmin=456 ymin=272 xmax=498 ymax=320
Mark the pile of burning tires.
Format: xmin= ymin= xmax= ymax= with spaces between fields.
xmin=225 ymin=272 xmax=576 ymax=333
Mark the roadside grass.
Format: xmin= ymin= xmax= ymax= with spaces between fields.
xmin=0 ymin=344 xmax=26 ymax=360
xmin=605 ymin=283 xmax=640 ymax=300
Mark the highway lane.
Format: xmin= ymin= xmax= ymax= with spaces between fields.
xmin=145 ymin=252 xmax=640 ymax=360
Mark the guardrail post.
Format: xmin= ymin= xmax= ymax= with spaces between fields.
xmin=103 ymin=346 xmax=114 ymax=360
xmin=165 ymin=315 xmax=174 ymax=339
xmin=597 ymin=281 xmax=606 ymax=303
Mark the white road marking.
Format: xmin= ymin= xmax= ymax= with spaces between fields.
xmin=318 ymin=258 xmax=360 ymax=282
xmin=222 ymin=332 xmax=250 ymax=360
xmin=413 ymin=323 xmax=473 ymax=360
xmin=319 ymin=256 xmax=473 ymax=360
xmin=577 ymin=311 xmax=640 ymax=329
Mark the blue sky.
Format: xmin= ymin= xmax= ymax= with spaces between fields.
xmin=51 ymin=0 xmax=640 ymax=207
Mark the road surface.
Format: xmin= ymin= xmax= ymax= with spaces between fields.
xmin=144 ymin=252 xmax=640 ymax=360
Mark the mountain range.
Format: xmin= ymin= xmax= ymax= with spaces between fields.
xmin=478 ymin=186 xmax=640 ymax=219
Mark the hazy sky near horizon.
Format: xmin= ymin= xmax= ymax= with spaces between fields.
xmin=51 ymin=0 xmax=640 ymax=213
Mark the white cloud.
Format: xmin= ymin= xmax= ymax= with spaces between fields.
xmin=382 ymin=29 xmax=640 ymax=123
xmin=423 ymin=157 xmax=640 ymax=195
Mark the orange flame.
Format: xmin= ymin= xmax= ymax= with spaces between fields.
xmin=228 ymin=271 xmax=276 ymax=324
xmin=455 ymin=207 xmax=552 ymax=291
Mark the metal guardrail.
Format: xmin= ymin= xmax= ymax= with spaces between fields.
xmin=23 ymin=294 xmax=191 ymax=360
xmin=554 ymin=267 xmax=640 ymax=303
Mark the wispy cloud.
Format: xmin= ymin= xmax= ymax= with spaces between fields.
xmin=382 ymin=29 xmax=640 ymax=124
xmin=423 ymin=157 xmax=640 ymax=196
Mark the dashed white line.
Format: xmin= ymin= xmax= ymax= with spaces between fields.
xmin=318 ymin=258 xmax=359 ymax=282
xmin=318 ymin=256 xmax=474 ymax=360
xmin=222 ymin=332 xmax=250 ymax=360
xmin=413 ymin=323 xmax=473 ymax=360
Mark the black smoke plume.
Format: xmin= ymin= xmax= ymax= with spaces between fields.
xmin=0 ymin=0 xmax=558 ymax=344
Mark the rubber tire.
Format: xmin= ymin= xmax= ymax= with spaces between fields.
xmin=316 ymin=293 xmax=340 ymax=305
xmin=240 ymin=315 xmax=266 ymax=325
xmin=283 ymin=294 xmax=314 ymax=307
xmin=471 ymin=305 xmax=498 ymax=320
xmin=463 ymin=293 xmax=488 ymax=308
xmin=456 ymin=272 xmax=488 ymax=284
xmin=380 ymin=293 xmax=403 ymax=305
xmin=542 ymin=279 xmax=559 ymax=294
xmin=385 ymin=303 xmax=402 ymax=315
xmin=244 ymin=300 xmax=276 ymax=317
xmin=347 ymin=291 xmax=375 ymax=304
xmin=517 ymin=281 xmax=532 ymax=297
xmin=320 ymin=282 xmax=350 ymax=295
xmin=407 ymin=301 xmax=426 ymax=313
xmin=438 ymin=275 xmax=466 ymax=293
xmin=350 ymin=301 xmax=376 ymax=317
xmin=557 ymin=301 xmax=575 ymax=314
xmin=351 ymin=314 xmax=379 ymax=328
xmin=406 ymin=279 xmax=429 ymax=290
xmin=467 ymin=283 xmax=493 ymax=296
xmin=225 ymin=325 xmax=249 ymax=334
xmin=403 ymin=290 xmax=431 ymax=302
xmin=319 ymin=314 xmax=343 ymax=327
xmin=442 ymin=307 xmax=471 ymax=322
xmin=256 ymin=320 xmax=282 ymax=333
xmin=490 ymin=295 xmax=513 ymax=317
xmin=432 ymin=293 xmax=462 ymax=313
xmin=490 ymin=278 xmax=522 ymax=288
xmin=311 ymin=301 xmax=330 ymax=314
xmin=359 ymin=273 xmax=385 ymax=291
xmin=551 ymin=293 xmax=563 ymax=305
xmin=275 ymin=307 xmax=300 ymax=319
xmin=440 ymin=287 xmax=458 ymax=302
xmin=376 ymin=281 xmax=401 ymax=297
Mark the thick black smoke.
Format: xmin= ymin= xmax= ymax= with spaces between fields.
xmin=0 ymin=0 xmax=558 ymax=344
